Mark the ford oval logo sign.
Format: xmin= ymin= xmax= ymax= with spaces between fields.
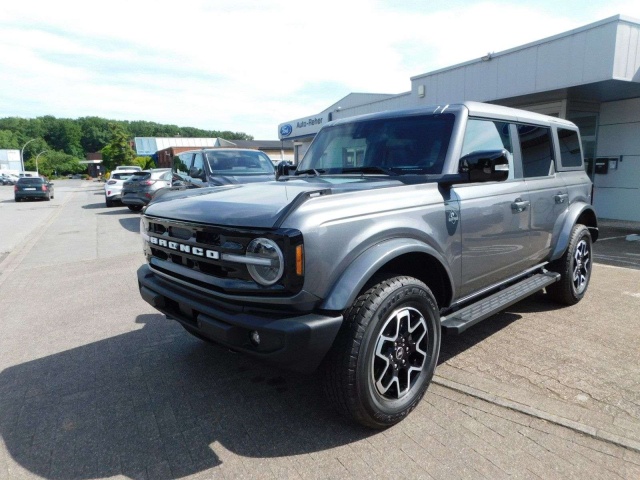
xmin=280 ymin=124 xmax=293 ymax=137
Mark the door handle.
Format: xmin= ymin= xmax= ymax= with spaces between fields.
xmin=511 ymin=198 xmax=530 ymax=213
xmin=554 ymin=193 xmax=569 ymax=204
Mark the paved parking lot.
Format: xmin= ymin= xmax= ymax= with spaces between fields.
xmin=1 ymin=181 xmax=639 ymax=479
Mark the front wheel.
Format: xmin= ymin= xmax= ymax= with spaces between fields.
xmin=323 ymin=276 xmax=441 ymax=429
xmin=547 ymin=224 xmax=592 ymax=305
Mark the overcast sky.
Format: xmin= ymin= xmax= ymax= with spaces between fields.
xmin=1 ymin=1 xmax=640 ymax=139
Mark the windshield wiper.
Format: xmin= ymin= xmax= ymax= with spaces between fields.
xmin=341 ymin=166 xmax=399 ymax=176
xmin=295 ymin=168 xmax=325 ymax=176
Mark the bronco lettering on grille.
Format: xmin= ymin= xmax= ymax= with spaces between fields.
xmin=149 ymin=236 xmax=219 ymax=259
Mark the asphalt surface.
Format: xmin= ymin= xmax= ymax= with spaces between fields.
xmin=0 ymin=180 xmax=639 ymax=479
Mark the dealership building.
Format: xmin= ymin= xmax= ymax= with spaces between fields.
xmin=278 ymin=15 xmax=640 ymax=222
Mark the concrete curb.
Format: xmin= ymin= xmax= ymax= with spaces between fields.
xmin=433 ymin=375 xmax=640 ymax=454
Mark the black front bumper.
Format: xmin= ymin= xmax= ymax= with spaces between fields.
xmin=137 ymin=265 xmax=342 ymax=373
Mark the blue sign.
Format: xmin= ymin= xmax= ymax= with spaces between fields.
xmin=280 ymin=124 xmax=293 ymax=137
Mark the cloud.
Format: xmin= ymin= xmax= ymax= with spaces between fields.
xmin=1 ymin=0 xmax=639 ymax=139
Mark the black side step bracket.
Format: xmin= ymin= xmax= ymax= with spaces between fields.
xmin=441 ymin=272 xmax=560 ymax=334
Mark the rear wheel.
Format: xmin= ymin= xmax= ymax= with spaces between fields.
xmin=105 ymin=196 xmax=114 ymax=208
xmin=323 ymin=276 xmax=440 ymax=429
xmin=547 ymin=224 xmax=592 ymax=305
xmin=127 ymin=205 xmax=143 ymax=212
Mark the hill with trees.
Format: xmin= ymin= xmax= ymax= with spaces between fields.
xmin=0 ymin=115 xmax=253 ymax=177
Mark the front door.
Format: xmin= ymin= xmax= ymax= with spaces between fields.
xmin=453 ymin=119 xmax=533 ymax=298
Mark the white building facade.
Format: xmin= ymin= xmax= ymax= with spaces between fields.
xmin=278 ymin=15 xmax=640 ymax=222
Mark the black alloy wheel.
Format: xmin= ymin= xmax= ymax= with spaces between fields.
xmin=323 ymin=276 xmax=440 ymax=428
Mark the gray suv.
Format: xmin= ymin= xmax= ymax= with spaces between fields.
xmin=136 ymin=102 xmax=597 ymax=428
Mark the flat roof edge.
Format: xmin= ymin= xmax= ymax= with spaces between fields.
xmin=411 ymin=14 xmax=640 ymax=81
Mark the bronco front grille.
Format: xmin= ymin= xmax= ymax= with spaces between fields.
xmin=142 ymin=216 xmax=304 ymax=296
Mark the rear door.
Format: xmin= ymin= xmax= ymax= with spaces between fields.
xmin=517 ymin=125 xmax=569 ymax=263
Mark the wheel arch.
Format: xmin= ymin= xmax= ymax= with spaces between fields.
xmin=320 ymin=238 xmax=454 ymax=312
xmin=550 ymin=203 xmax=598 ymax=262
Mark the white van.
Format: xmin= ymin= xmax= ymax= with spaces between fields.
xmin=19 ymin=171 xmax=39 ymax=178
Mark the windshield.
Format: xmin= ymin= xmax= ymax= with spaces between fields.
xmin=204 ymin=151 xmax=275 ymax=176
xmin=298 ymin=113 xmax=455 ymax=175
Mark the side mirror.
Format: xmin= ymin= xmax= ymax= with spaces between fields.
xmin=276 ymin=161 xmax=295 ymax=179
xmin=459 ymin=149 xmax=510 ymax=183
xmin=188 ymin=166 xmax=204 ymax=179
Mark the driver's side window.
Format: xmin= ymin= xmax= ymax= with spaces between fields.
xmin=462 ymin=119 xmax=515 ymax=180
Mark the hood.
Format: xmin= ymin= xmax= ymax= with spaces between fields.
xmin=144 ymin=177 xmax=402 ymax=228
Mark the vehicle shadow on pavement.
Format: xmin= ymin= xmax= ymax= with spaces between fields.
xmin=0 ymin=314 xmax=373 ymax=479
xmin=96 ymin=209 xmax=136 ymax=216
xmin=118 ymin=218 xmax=141 ymax=233
xmin=81 ymin=202 xmax=106 ymax=209
xmin=439 ymin=291 xmax=562 ymax=364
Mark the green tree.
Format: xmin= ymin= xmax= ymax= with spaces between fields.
xmin=133 ymin=156 xmax=156 ymax=169
xmin=101 ymin=123 xmax=136 ymax=171
xmin=24 ymin=151 xmax=84 ymax=177
xmin=41 ymin=116 xmax=83 ymax=157
xmin=0 ymin=129 xmax=21 ymax=149
xmin=78 ymin=116 xmax=112 ymax=153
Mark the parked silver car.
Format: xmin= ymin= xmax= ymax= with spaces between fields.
xmin=121 ymin=169 xmax=172 ymax=211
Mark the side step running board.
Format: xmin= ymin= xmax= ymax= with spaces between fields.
xmin=441 ymin=272 xmax=560 ymax=334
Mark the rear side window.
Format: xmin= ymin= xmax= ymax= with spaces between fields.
xmin=557 ymin=128 xmax=583 ymax=167
xmin=518 ymin=125 xmax=554 ymax=178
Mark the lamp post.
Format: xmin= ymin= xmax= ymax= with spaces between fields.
xmin=34 ymin=150 xmax=47 ymax=175
xmin=20 ymin=138 xmax=38 ymax=173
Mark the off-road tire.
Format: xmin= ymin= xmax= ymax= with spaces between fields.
xmin=547 ymin=224 xmax=592 ymax=305
xmin=322 ymin=276 xmax=440 ymax=429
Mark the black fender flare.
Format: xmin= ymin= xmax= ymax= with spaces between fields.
xmin=320 ymin=238 xmax=455 ymax=311
xmin=550 ymin=202 xmax=598 ymax=262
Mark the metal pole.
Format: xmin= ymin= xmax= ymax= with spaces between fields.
xmin=34 ymin=151 xmax=47 ymax=175
xmin=20 ymin=138 xmax=37 ymax=173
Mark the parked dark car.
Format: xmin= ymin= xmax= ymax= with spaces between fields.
xmin=149 ymin=148 xmax=278 ymax=204
xmin=14 ymin=177 xmax=54 ymax=201
xmin=121 ymin=169 xmax=172 ymax=211
xmin=172 ymin=148 xmax=276 ymax=187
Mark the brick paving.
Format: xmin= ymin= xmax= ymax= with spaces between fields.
xmin=0 ymin=183 xmax=639 ymax=479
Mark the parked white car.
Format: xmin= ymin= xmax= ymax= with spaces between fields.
xmin=104 ymin=169 xmax=139 ymax=207
xmin=114 ymin=165 xmax=142 ymax=172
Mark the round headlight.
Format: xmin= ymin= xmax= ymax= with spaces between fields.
xmin=246 ymin=238 xmax=284 ymax=286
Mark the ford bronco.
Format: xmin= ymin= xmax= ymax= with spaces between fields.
xmin=137 ymin=102 xmax=597 ymax=428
